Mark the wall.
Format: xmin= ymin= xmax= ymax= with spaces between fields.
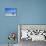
xmin=0 ymin=0 xmax=46 ymax=44
xmin=0 ymin=0 xmax=18 ymax=44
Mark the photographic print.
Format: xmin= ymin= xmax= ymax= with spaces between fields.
xmin=5 ymin=8 xmax=17 ymax=16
